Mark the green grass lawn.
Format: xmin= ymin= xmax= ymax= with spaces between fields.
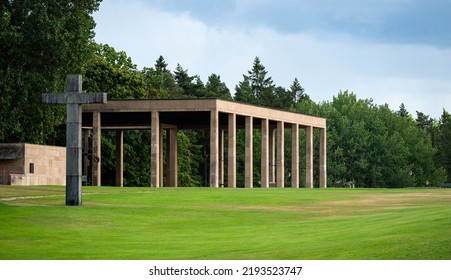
xmin=1 ymin=185 xmax=450 ymax=260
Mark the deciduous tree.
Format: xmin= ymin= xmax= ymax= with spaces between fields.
xmin=0 ymin=0 xmax=101 ymax=143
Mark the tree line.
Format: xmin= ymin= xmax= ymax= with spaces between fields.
xmin=1 ymin=1 xmax=449 ymax=187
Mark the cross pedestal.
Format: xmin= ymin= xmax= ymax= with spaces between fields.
xmin=43 ymin=75 xmax=107 ymax=206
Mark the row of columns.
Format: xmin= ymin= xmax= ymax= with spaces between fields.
xmin=150 ymin=110 xmax=326 ymax=188
xmin=88 ymin=110 xmax=326 ymax=188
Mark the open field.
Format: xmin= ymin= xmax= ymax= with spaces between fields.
xmin=1 ymin=185 xmax=450 ymax=260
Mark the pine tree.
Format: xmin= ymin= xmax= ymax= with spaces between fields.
xmin=397 ymin=103 xmax=410 ymax=117
xmin=173 ymin=64 xmax=194 ymax=97
xmin=206 ymin=74 xmax=232 ymax=100
xmin=155 ymin=55 xmax=168 ymax=75
xmin=234 ymin=75 xmax=254 ymax=104
xmin=192 ymin=75 xmax=207 ymax=98
xmin=246 ymin=57 xmax=275 ymax=106
xmin=142 ymin=56 xmax=178 ymax=98
xmin=290 ymin=78 xmax=306 ymax=102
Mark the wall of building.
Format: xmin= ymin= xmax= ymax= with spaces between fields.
xmin=0 ymin=144 xmax=25 ymax=185
xmin=0 ymin=144 xmax=66 ymax=186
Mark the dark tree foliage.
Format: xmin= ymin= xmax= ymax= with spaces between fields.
xmin=397 ymin=103 xmax=410 ymax=117
xmin=438 ymin=110 xmax=451 ymax=181
xmin=234 ymin=75 xmax=254 ymax=104
xmin=84 ymin=43 xmax=146 ymax=99
xmin=290 ymin=78 xmax=306 ymax=103
xmin=143 ymin=56 xmax=178 ymax=98
xmin=235 ymin=58 xmax=307 ymax=110
xmin=173 ymin=64 xmax=195 ymax=97
xmin=301 ymin=91 xmax=446 ymax=187
xmin=205 ymin=74 xmax=232 ymax=100
xmin=155 ymin=55 xmax=168 ymax=74
xmin=245 ymin=56 xmax=275 ymax=106
xmin=0 ymin=0 xmax=101 ymax=143
xmin=83 ymin=43 xmax=149 ymax=186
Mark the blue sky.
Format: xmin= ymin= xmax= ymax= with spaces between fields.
xmin=93 ymin=0 xmax=451 ymax=118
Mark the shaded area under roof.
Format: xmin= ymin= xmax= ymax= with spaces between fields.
xmin=81 ymin=98 xmax=326 ymax=130
xmin=0 ymin=144 xmax=24 ymax=160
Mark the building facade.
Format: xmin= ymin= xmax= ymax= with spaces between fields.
xmin=0 ymin=143 xmax=66 ymax=186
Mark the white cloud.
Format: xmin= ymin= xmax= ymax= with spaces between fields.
xmin=94 ymin=1 xmax=451 ymax=118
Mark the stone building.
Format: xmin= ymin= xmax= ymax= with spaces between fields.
xmin=0 ymin=143 xmax=66 ymax=185
xmin=82 ymin=98 xmax=327 ymax=188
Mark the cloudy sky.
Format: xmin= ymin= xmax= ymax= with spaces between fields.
xmin=93 ymin=0 xmax=451 ymax=119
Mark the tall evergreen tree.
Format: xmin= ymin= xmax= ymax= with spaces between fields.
xmin=173 ymin=64 xmax=195 ymax=97
xmin=142 ymin=56 xmax=178 ymax=98
xmin=234 ymin=75 xmax=254 ymax=104
xmin=205 ymin=74 xmax=232 ymax=100
xmin=192 ymin=75 xmax=207 ymax=98
xmin=397 ymin=103 xmax=410 ymax=117
xmin=246 ymin=57 xmax=275 ymax=106
xmin=155 ymin=55 xmax=169 ymax=75
xmin=416 ymin=111 xmax=434 ymax=130
xmin=290 ymin=78 xmax=306 ymax=103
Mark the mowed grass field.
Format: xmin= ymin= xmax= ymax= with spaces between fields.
xmin=0 ymin=185 xmax=450 ymax=260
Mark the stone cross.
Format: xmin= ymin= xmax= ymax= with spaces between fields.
xmin=42 ymin=75 xmax=107 ymax=206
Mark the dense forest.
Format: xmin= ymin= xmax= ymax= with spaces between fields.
xmin=1 ymin=1 xmax=449 ymax=187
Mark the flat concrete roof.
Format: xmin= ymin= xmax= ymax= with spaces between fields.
xmin=82 ymin=98 xmax=326 ymax=130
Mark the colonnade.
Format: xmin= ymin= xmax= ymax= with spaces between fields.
xmin=82 ymin=99 xmax=327 ymax=188
xmin=202 ymin=111 xmax=327 ymax=188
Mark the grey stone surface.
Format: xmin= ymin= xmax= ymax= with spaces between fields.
xmin=42 ymin=92 xmax=107 ymax=104
xmin=66 ymin=175 xmax=82 ymax=206
xmin=42 ymin=75 xmax=107 ymax=206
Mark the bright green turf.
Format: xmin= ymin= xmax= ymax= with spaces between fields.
xmin=1 ymin=186 xmax=450 ymax=260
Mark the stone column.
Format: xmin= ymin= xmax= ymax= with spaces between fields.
xmin=82 ymin=129 xmax=90 ymax=184
xmin=306 ymin=126 xmax=314 ymax=188
xmin=261 ymin=118 xmax=269 ymax=188
xmin=168 ymin=127 xmax=178 ymax=187
xmin=227 ymin=113 xmax=236 ymax=188
xmin=164 ymin=129 xmax=170 ymax=187
xmin=269 ymin=127 xmax=275 ymax=183
xmin=159 ymin=127 xmax=164 ymax=187
xmin=245 ymin=116 xmax=253 ymax=188
xmin=319 ymin=128 xmax=327 ymax=188
xmin=219 ymin=129 xmax=224 ymax=187
xmin=210 ymin=110 xmax=219 ymax=188
xmin=115 ymin=130 xmax=124 ymax=187
xmin=291 ymin=124 xmax=299 ymax=188
xmin=276 ymin=121 xmax=284 ymax=188
xmin=151 ymin=111 xmax=160 ymax=187
xmin=92 ymin=111 xmax=101 ymax=187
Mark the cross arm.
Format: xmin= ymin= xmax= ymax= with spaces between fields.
xmin=42 ymin=92 xmax=107 ymax=104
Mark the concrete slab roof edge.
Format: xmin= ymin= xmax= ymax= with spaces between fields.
xmin=82 ymin=98 xmax=326 ymax=128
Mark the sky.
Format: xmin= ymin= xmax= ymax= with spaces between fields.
xmin=93 ymin=0 xmax=451 ymax=119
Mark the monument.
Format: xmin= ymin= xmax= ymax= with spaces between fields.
xmin=43 ymin=75 xmax=107 ymax=206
